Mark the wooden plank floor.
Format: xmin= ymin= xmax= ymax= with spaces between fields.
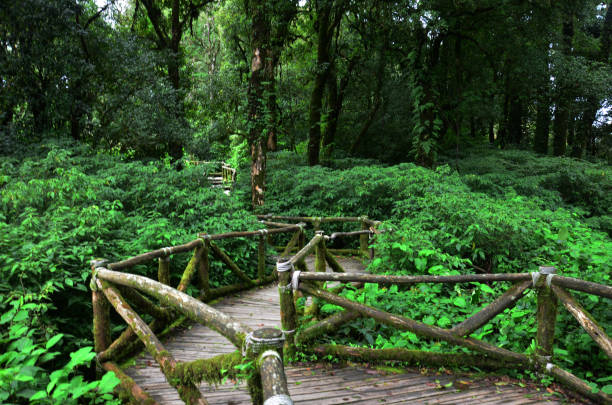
xmin=124 ymin=256 xmax=566 ymax=404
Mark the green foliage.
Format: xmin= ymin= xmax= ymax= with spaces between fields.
xmin=0 ymin=298 xmax=120 ymax=404
xmin=265 ymin=149 xmax=611 ymax=383
xmin=0 ymin=139 xmax=259 ymax=402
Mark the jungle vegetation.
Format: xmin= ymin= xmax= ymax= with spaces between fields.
xmin=1 ymin=0 xmax=611 ymax=403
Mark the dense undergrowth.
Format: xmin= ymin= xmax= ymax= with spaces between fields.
xmin=1 ymin=141 xmax=611 ymax=402
xmin=0 ymin=139 xmax=261 ymax=403
xmin=259 ymin=149 xmax=611 ymax=392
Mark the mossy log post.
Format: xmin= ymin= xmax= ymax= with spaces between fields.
xmin=298 ymin=282 xmax=529 ymax=364
xmin=313 ymin=345 xmax=525 ymax=370
xmin=96 ymin=268 xmax=250 ymax=348
xmin=289 ymin=233 xmax=322 ymax=266
xmin=177 ymin=246 xmax=203 ymax=292
xmin=281 ymin=230 xmax=300 ymax=258
xmin=109 ymin=239 xmax=203 ymax=270
xmin=98 ymin=280 xmax=207 ymax=405
xmin=198 ymin=240 xmax=210 ymax=296
xmin=197 ymin=225 xmax=301 ymax=241
xmin=158 ymin=256 xmax=170 ymax=285
xmin=552 ymin=285 xmax=612 ymax=360
xmin=296 ymin=271 xmax=532 ymax=284
xmin=295 ymin=229 xmax=307 ymax=273
xmin=278 ymin=261 xmax=297 ymax=358
xmin=244 ymin=328 xmax=287 ymax=405
xmin=116 ymin=285 xmax=173 ymax=321
xmin=101 ymin=361 xmax=158 ymax=405
xmin=91 ymin=260 xmax=111 ymax=355
xmin=543 ymin=362 xmax=612 ymax=404
xmin=535 ymin=267 xmax=558 ymax=359
xmin=258 ymin=234 xmax=266 ymax=279
xmin=359 ymin=217 xmax=369 ymax=257
xmin=315 ymin=232 xmax=326 ymax=273
xmin=97 ymin=314 xmax=170 ymax=363
xmin=295 ymin=310 xmax=360 ymax=345
xmin=551 ymin=276 xmax=612 ymax=300
xmin=305 ymin=232 xmax=326 ymax=318
xmin=171 ymin=351 xmax=244 ymax=386
xmin=451 ymin=280 xmax=532 ymax=337
xmin=324 ymin=251 xmax=345 ymax=273
xmin=259 ymin=351 xmax=292 ymax=405
xmin=210 ymin=242 xmax=255 ymax=286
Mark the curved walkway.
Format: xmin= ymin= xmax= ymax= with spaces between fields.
xmin=125 ymin=257 xmax=565 ymax=404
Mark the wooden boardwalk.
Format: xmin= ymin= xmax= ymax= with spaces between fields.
xmin=125 ymin=257 xmax=566 ymax=404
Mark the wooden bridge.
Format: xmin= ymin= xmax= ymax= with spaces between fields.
xmin=90 ymin=215 xmax=612 ymax=404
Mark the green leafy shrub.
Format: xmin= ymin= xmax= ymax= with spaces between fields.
xmin=0 ymin=138 xmax=261 ymax=402
xmin=0 ymin=298 xmax=120 ymax=404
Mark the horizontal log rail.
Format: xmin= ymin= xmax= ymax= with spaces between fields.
xmin=91 ymin=223 xmax=305 ymax=404
xmin=295 ymin=271 xmax=533 ymax=284
xmin=280 ymin=234 xmax=612 ymax=404
xmin=91 ymin=265 xmax=294 ymax=404
xmin=257 ymin=214 xmax=381 ymax=227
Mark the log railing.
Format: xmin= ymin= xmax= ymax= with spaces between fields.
xmin=91 ymin=225 xmax=301 ymax=405
xmin=186 ymin=160 xmax=237 ymax=190
xmin=257 ymin=214 xmax=381 ymax=259
xmin=279 ymin=232 xmax=612 ymax=404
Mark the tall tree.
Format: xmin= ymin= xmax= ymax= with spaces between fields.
xmin=246 ymin=0 xmax=296 ymax=206
xmin=307 ymin=0 xmax=345 ymax=166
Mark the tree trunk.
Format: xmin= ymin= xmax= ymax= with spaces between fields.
xmin=169 ymin=0 xmax=181 ymax=91
xmin=307 ymin=6 xmax=333 ymax=166
xmin=553 ymin=93 xmax=570 ymax=156
xmin=572 ymin=102 xmax=597 ymax=158
xmin=572 ymin=5 xmax=611 ymax=157
xmin=247 ymin=0 xmax=273 ymax=207
xmin=508 ymin=96 xmax=523 ymax=144
xmin=488 ymin=121 xmax=495 ymax=144
xmin=553 ymin=18 xmax=574 ymax=156
xmin=534 ymin=95 xmax=551 ymax=154
xmin=321 ymin=67 xmax=339 ymax=161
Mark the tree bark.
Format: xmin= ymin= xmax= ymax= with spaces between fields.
xmin=534 ymin=95 xmax=551 ymax=154
xmin=553 ymin=18 xmax=574 ymax=156
xmin=247 ymin=0 xmax=271 ymax=207
xmin=307 ymin=3 xmax=335 ymax=166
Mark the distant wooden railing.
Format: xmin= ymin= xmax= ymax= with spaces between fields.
xmin=257 ymin=214 xmax=382 ymax=259
xmin=187 ymin=160 xmax=237 ymax=190
xmin=90 ymin=225 xmax=301 ymax=405
xmin=278 ymin=232 xmax=612 ymax=404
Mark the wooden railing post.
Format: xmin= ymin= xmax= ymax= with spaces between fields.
xmin=158 ymin=255 xmax=170 ymax=285
xmin=91 ymin=259 xmax=110 ymax=374
xmin=245 ymin=328 xmax=288 ymax=405
xmin=535 ymin=266 xmax=558 ymax=360
xmin=359 ymin=216 xmax=369 ymax=257
xmin=315 ymin=230 xmax=326 ymax=273
xmin=295 ymin=226 xmax=307 ymax=272
xmin=198 ymin=238 xmax=210 ymax=298
xmin=258 ymin=232 xmax=267 ymax=280
xmin=277 ymin=260 xmax=297 ymax=359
